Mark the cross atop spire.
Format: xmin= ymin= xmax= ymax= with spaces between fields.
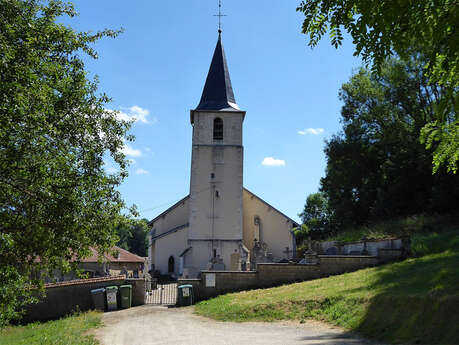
xmin=214 ymin=0 xmax=226 ymax=35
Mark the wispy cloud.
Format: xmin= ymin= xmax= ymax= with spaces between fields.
xmin=108 ymin=105 xmax=154 ymax=124
xmin=121 ymin=143 xmax=142 ymax=157
xmin=105 ymin=166 xmax=118 ymax=174
xmin=135 ymin=168 xmax=149 ymax=175
xmin=262 ymin=157 xmax=286 ymax=167
xmin=298 ymin=128 xmax=324 ymax=135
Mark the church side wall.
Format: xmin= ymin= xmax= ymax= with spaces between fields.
xmin=150 ymin=198 xmax=189 ymax=237
xmin=243 ymin=190 xmax=295 ymax=261
xmin=149 ymin=198 xmax=189 ymax=273
xmin=154 ymin=227 xmax=189 ymax=276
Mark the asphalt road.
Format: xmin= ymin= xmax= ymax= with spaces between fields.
xmin=93 ymin=305 xmax=381 ymax=345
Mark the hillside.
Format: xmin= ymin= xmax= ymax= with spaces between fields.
xmin=195 ymin=230 xmax=459 ymax=344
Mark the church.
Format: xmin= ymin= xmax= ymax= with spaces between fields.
xmin=148 ymin=32 xmax=298 ymax=278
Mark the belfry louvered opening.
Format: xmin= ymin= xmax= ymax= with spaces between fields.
xmin=213 ymin=117 xmax=223 ymax=140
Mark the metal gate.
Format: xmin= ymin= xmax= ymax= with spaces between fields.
xmin=146 ymin=280 xmax=177 ymax=305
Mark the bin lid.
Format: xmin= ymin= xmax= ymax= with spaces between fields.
xmin=106 ymin=286 xmax=118 ymax=291
xmin=91 ymin=288 xmax=105 ymax=294
xmin=178 ymin=284 xmax=193 ymax=288
xmin=120 ymin=284 xmax=132 ymax=289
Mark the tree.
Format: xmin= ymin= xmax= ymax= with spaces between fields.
xmin=298 ymin=192 xmax=333 ymax=240
xmin=0 ymin=0 xmax=130 ymax=325
xmin=297 ymin=0 xmax=459 ymax=173
xmin=320 ymin=57 xmax=459 ymax=230
xmin=116 ymin=218 xmax=149 ymax=257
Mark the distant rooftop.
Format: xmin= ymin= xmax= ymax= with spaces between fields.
xmin=79 ymin=246 xmax=145 ymax=263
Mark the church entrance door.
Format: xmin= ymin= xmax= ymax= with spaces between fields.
xmin=168 ymin=256 xmax=175 ymax=273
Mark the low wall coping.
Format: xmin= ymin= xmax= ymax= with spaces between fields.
xmin=126 ymin=278 xmax=146 ymax=281
xmin=200 ymin=270 xmax=257 ymax=274
xmin=44 ymin=275 xmax=126 ymax=289
xmin=322 ymin=237 xmax=404 ymax=246
xmin=257 ymin=263 xmax=319 ymax=266
xmin=177 ymin=278 xmax=201 ymax=282
xmin=318 ymin=255 xmax=378 ymax=259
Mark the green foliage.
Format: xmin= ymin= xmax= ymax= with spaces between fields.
xmin=0 ymin=311 xmax=101 ymax=345
xmin=292 ymin=224 xmax=309 ymax=245
xmin=326 ymin=214 xmax=459 ymax=244
xmin=115 ymin=218 xmax=149 ymax=257
xmin=196 ymin=230 xmax=459 ymax=344
xmin=297 ymin=192 xmax=334 ymax=240
xmin=320 ymin=57 xmax=459 ymax=230
xmin=0 ymin=0 xmax=129 ymax=324
xmin=297 ymin=0 xmax=459 ymax=173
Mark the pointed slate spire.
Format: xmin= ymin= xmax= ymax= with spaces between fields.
xmin=196 ymin=33 xmax=240 ymax=111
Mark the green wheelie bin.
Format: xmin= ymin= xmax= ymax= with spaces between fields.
xmin=106 ymin=286 xmax=118 ymax=311
xmin=90 ymin=288 xmax=106 ymax=311
xmin=177 ymin=284 xmax=193 ymax=306
xmin=119 ymin=284 xmax=132 ymax=309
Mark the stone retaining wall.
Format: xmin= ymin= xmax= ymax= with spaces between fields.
xmin=23 ymin=276 xmax=145 ymax=323
xmin=179 ymin=255 xmax=382 ymax=302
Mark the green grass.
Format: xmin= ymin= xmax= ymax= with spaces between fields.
xmin=195 ymin=231 xmax=459 ymax=344
xmin=0 ymin=311 xmax=102 ymax=345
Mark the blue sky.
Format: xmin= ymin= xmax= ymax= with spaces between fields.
xmin=68 ymin=0 xmax=362 ymax=222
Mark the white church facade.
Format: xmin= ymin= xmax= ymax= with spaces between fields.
xmin=148 ymin=33 xmax=298 ymax=278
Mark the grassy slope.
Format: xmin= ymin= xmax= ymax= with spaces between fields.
xmin=0 ymin=311 xmax=101 ymax=345
xmin=195 ymin=231 xmax=459 ymax=344
xmin=326 ymin=214 xmax=459 ymax=243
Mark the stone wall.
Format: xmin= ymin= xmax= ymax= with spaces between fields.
xmin=178 ymin=255 xmax=381 ymax=302
xmin=320 ymin=237 xmax=408 ymax=256
xmin=23 ymin=276 xmax=145 ymax=323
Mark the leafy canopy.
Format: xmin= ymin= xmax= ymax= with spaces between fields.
xmin=0 ymin=0 xmax=130 ymax=325
xmin=320 ymin=56 xmax=459 ymax=230
xmin=116 ymin=218 xmax=149 ymax=257
xmin=297 ymin=0 xmax=459 ymax=173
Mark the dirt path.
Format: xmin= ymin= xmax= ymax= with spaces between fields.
xmin=93 ymin=305 xmax=380 ymax=345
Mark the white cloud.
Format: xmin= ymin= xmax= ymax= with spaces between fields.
xmin=298 ymin=128 xmax=324 ymax=135
xmin=128 ymin=105 xmax=151 ymax=124
xmin=121 ymin=143 xmax=142 ymax=157
xmin=135 ymin=168 xmax=149 ymax=175
xmin=108 ymin=105 xmax=154 ymax=124
xmin=262 ymin=157 xmax=286 ymax=167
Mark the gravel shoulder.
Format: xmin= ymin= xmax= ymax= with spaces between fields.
xmin=93 ymin=305 xmax=381 ymax=345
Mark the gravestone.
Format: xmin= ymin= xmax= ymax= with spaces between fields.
xmin=230 ymin=252 xmax=240 ymax=271
xmin=303 ymin=237 xmax=319 ymax=264
xmin=325 ymin=246 xmax=338 ymax=255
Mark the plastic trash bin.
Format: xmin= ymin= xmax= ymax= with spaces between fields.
xmin=91 ymin=288 xmax=106 ymax=311
xmin=177 ymin=284 xmax=193 ymax=306
xmin=106 ymin=286 xmax=118 ymax=311
xmin=119 ymin=284 xmax=132 ymax=309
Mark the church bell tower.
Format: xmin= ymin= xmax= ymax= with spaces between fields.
xmin=187 ymin=32 xmax=246 ymax=274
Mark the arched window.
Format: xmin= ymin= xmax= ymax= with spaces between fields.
xmin=168 ymin=256 xmax=175 ymax=273
xmin=213 ymin=117 xmax=223 ymax=140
